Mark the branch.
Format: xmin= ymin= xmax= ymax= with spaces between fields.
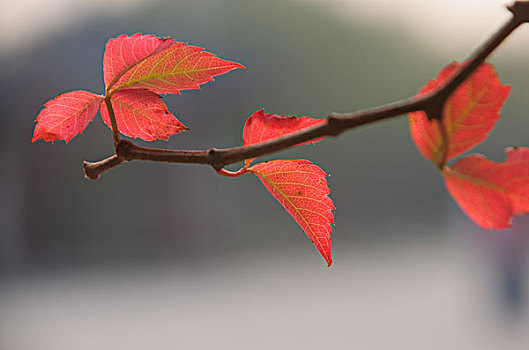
xmin=83 ymin=155 xmax=125 ymax=180
xmin=83 ymin=1 xmax=529 ymax=179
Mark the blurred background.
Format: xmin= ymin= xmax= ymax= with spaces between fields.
xmin=1 ymin=0 xmax=529 ymax=348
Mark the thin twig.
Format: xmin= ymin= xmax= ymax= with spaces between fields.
xmin=104 ymin=96 xmax=121 ymax=148
xmin=216 ymin=167 xmax=248 ymax=178
xmin=83 ymin=1 xmax=529 ymax=180
xmin=83 ymin=155 xmax=125 ymax=180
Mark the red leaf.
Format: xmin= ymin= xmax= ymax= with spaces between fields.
xmin=103 ymin=33 xmax=174 ymax=92
xmin=443 ymin=147 xmax=529 ymax=229
xmin=32 ymin=90 xmax=103 ymax=143
xmin=249 ymin=159 xmax=335 ymax=266
xmin=100 ymin=89 xmax=188 ymax=141
xmin=108 ymin=41 xmax=244 ymax=95
xmin=242 ymin=109 xmax=325 ymax=165
xmin=409 ymin=62 xmax=510 ymax=166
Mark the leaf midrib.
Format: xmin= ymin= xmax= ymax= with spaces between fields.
xmin=111 ymin=65 xmax=235 ymax=93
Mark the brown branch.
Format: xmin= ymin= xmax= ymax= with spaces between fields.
xmin=83 ymin=1 xmax=529 ymax=180
xmin=83 ymin=155 xmax=125 ymax=180
xmin=114 ymin=96 xmax=428 ymax=169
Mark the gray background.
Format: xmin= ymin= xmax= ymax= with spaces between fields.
xmin=1 ymin=0 xmax=529 ymax=348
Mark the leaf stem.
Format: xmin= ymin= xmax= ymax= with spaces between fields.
xmin=104 ymin=96 xmax=121 ymax=148
xmin=215 ymin=167 xmax=248 ymax=177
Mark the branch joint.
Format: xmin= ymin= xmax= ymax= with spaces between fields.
xmin=508 ymin=1 xmax=529 ymax=23
xmin=327 ymin=114 xmax=344 ymax=136
xmin=116 ymin=139 xmax=135 ymax=160
xmin=423 ymin=93 xmax=446 ymax=121
xmin=207 ymin=148 xmax=224 ymax=170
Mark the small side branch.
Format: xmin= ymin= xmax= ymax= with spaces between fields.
xmin=104 ymin=96 xmax=121 ymax=148
xmin=82 ymin=2 xmax=528 ymax=180
xmin=83 ymin=155 xmax=125 ymax=180
xmin=216 ymin=167 xmax=248 ymax=177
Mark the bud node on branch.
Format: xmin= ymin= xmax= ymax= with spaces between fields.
xmin=326 ymin=115 xmax=345 ymax=136
xmin=116 ymin=140 xmax=135 ymax=161
xmin=207 ymin=148 xmax=224 ymax=170
xmin=508 ymin=0 xmax=529 ymax=23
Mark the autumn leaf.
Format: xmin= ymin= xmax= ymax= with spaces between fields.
xmin=100 ymin=89 xmax=187 ymax=141
xmin=33 ymin=34 xmax=243 ymax=144
xmin=107 ymin=41 xmax=244 ymax=95
xmin=104 ymin=33 xmax=174 ymax=92
xmin=443 ymin=147 xmax=529 ymax=229
xmin=249 ymin=159 xmax=335 ymax=266
xmin=409 ymin=62 xmax=511 ymax=166
xmin=242 ymin=109 xmax=325 ymax=166
xmin=32 ymin=90 xmax=103 ymax=143
xmin=241 ymin=111 xmax=334 ymax=264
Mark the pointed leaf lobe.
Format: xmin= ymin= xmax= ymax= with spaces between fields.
xmin=109 ymin=42 xmax=244 ymax=95
xmin=243 ymin=110 xmax=325 ymax=165
xmin=443 ymin=147 xmax=529 ymax=229
xmin=250 ymin=159 xmax=335 ymax=266
xmin=32 ymin=90 xmax=103 ymax=143
xmin=100 ymin=89 xmax=187 ymax=141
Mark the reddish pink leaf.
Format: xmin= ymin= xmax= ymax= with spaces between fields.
xmin=409 ymin=62 xmax=511 ymax=166
xmin=104 ymin=33 xmax=174 ymax=92
xmin=32 ymin=90 xmax=103 ymax=143
xmin=443 ymin=147 xmax=529 ymax=229
xmin=100 ymin=89 xmax=187 ymax=141
xmin=108 ymin=42 xmax=244 ymax=95
xmin=249 ymin=159 xmax=335 ymax=266
xmin=506 ymin=147 xmax=529 ymax=162
xmin=242 ymin=109 xmax=325 ymax=165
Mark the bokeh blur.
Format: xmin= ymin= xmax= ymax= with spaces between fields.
xmin=1 ymin=0 xmax=529 ymax=348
